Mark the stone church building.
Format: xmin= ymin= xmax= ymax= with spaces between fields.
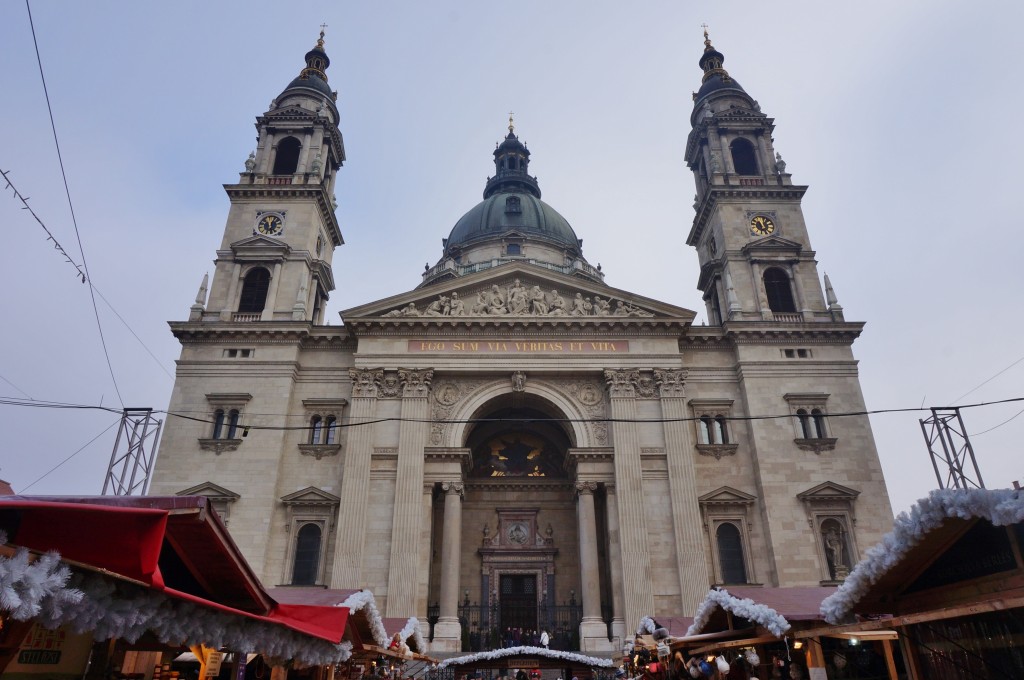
xmin=150 ymin=30 xmax=893 ymax=652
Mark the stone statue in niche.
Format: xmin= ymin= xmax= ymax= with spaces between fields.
xmin=511 ymin=371 xmax=526 ymax=392
xmin=824 ymin=526 xmax=844 ymax=571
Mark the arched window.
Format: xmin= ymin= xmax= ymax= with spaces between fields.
xmin=812 ymin=409 xmax=828 ymax=439
xmin=796 ymin=409 xmax=813 ymax=439
xmin=238 ymin=267 xmax=271 ymax=314
xmin=291 ymin=523 xmax=322 ymax=586
xmin=716 ymin=523 xmax=747 ymax=584
xmin=699 ymin=416 xmax=713 ymax=444
xmin=729 ymin=138 xmax=759 ymax=175
xmin=310 ymin=416 xmax=323 ymax=444
xmin=212 ymin=409 xmax=225 ymax=439
xmin=272 ymin=136 xmax=301 ymax=175
xmin=714 ymin=416 xmax=729 ymax=444
xmin=226 ymin=410 xmax=240 ymax=439
xmin=763 ymin=267 xmax=797 ymax=313
xmin=324 ymin=416 xmax=338 ymax=444
xmin=507 ymin=156 xmax=517 ymax=170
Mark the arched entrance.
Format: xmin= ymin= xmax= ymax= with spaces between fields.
xmin=431 ymin=394 xmax=585 ymax=651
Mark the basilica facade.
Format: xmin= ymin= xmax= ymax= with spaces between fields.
xmin=149 ymin=31 xmax=893 ymax=652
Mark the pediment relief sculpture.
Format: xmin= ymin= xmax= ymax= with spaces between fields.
xmin=381 ymin=278 xmax=654 ymax=318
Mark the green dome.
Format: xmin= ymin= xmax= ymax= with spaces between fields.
xmin=444 ymin=191 xmax=582 ymax=257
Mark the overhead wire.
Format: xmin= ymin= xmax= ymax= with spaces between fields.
xmin=0 ymin=374 xmax=34 ymax=400
xmin=19 ymin=417 xmax=121 ymax=493
xmin=25 ymin=0 xmax=124 ymax=407
xmin=950 ymin=353 xmax=1024 ymax=404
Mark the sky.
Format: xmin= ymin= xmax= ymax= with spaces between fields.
xmin=1 ymin=1 xmax=1022 ymax=515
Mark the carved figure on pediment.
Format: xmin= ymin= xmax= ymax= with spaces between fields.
xmin=487 ymin=285 xmax=509 ymax=314
xmin=424 ymin=296 xmax=448 ymax=316
xmin=507 ymin=278 xmax=529 ymax=314
xmin=449 ymin=291 xmax=466 ymax=316
xmin=613 ymin=300 xmax=630 ymax=316
xmin=530 ymin=286 xmax=548 ymax=315
xmin=384 ymin=302 xmax=419 ymax=317
xmin=571 ymin=293 xmax=588 ymax=316
xmin=626 ymin=302 xmax=654 ymax=317
xmin=592 ymin=296 xmax=610 ymax=315
xmin=548 ymin=290 xmax=567 ymax=315
xmin=471 ymin=291 xmax=489 ymax=315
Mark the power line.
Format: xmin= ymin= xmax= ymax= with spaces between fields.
xmin=0 ymin=169 xmax=174 ymax=381
xmin=0 ymin=374 xmax=34 ymax=400
xmin=951 ymin=353 xmax=1024 ymax=404
xmin=973 ymin=406 xmax=1024 ymax=437
xmin=19 ymin=417 xmax=121 ymax=493
xmin=3 ymin=394 xmax=1023 ymax=431
xmin=25 ymin=0 xmax=123 ymax=407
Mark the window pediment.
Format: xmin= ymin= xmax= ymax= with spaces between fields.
xmin=281 ymin=486 xmax=340 ymax=507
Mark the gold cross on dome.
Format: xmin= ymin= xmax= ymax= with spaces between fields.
xmin=508 ymin=111 xmax=515 ymax=133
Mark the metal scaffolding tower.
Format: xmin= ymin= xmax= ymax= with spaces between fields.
xmin=101 ymin=408 xmax=163 ymax=495
xmin=919 ymin=407 xmax=985 ymax=490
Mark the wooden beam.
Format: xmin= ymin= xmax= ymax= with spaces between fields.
xmin=795 ymin=594 xmax=1024 ymax=638
xmin=687 ymin=634 xmax=781 ymax=656
xmin=882 ymin=639 xmax=899 ymax=680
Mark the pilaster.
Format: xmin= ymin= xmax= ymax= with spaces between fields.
xmin=330 ymin=368 xmax=382 ymax=588
xmin=385 ymin=369 xmax=434 ymax=617
xmin=654 ymin=369 xmax=711 ymax=614
xmin=605 ymin=483 xmax=627 ymax=643
xmin=604 ymin=369 xmax=655 ymax=632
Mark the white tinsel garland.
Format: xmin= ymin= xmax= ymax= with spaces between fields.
xmin=339 ymin=589 xmax=389 ymax=647
xmin=686 ymin=589 xmax=790 ymax=638
xmin=820 ymin=487 xmax=1024 ymax=624
xmin=635 ymin=616 xmax=656 ymax=636
xmin=398 ymin=616 xmax=425 ymax=653
xmin=437 ymin=645 xmax=614 ymax=669
xmin=0 ymin=542 xmax=83 ymax=621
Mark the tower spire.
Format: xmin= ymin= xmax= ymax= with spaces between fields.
xmin=698 ymin=25 xmax=731 ymax=84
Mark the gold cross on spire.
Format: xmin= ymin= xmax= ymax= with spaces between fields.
xmin=508 ymin=111 xmax=515 ymax=133
xmin=318 ymin=22 xmax=328 ymax=47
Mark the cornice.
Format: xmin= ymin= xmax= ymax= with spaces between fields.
xmin=168 ymin=321 xmax=352 ymax=347
xmin=687 ymin=184 xmax=809 ymax=246
xmin=343 ymin=317 xmax=690 ymax=338
xmin=723 ymin=322 xmax=865 ymax=344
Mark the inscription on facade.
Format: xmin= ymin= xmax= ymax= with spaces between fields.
xmin=409 ymin=339 xmax=629 ymax=353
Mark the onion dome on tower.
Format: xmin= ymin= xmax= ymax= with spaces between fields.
xmin=280 ymin=28 xmax=335 ymax=99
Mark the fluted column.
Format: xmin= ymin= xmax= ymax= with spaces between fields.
xmin=655 ymin=369 xmax=710 ymax=614
xmin=385 ymin=369 xmax=433 ymax=617
xmin=604 ymin=369 xmax=654 ymax=634
xmin=605 ymin=483 xmax=626 ymax=642
xmin=433 ymin=480 xmax=464 ymax=649
xmin=576 ymin=481 xmax=602 ymax=622
xmin=417 ymin=482 xmax=434 ymax=619
xmin=330 ymin=368 xmax=382 ymax=588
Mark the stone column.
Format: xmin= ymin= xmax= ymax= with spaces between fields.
xmin=330 ymin=368 xmax=382 ymax=588
xmin=433 ymin=480 xmax=464 ymax=650
xmin=790 ymin=263 xmax=812 ymax=320
xmin=576 ymin=481 xmax=602 ymax=622
xmin=385 ymin=369 xmax=433 ymax=617
xmin=604 ymin=370 xmax=654 ymax=635
xmin=654 ymin=369 xmax=711 ymax=614
xmin=417 ymin=482 xmax=434 ymax=620
xmin=298 ymin=130 xmax=313 ymax=175
xmin=749 ymin=261 xmax=771 ymax=319
xmin=605 ymin=483 xmax=626 ymax=643
xmin=256 ymin=129 xmax=274 ymax=175
xmin=260 ymin=262 xmax=282 ymax=321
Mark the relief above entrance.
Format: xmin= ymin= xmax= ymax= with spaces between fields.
xmin=381 ymin=277 xmax=654 ymax=318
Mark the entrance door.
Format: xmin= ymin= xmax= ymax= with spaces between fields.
xmin=499 ymin=574 xmax=538 ymax=635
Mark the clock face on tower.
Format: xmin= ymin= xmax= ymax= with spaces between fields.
xmin=256 ymin=213 xmax=284 ymax=236
xmin=750 ymin=215 xmax=776 ymax=236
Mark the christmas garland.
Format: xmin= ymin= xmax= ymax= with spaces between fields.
xmin=437 ymin=646 xmax=614 ymax=669
xmin=397 ymin=616 xmax=426 ymax=653
xmin=0 ymin=531 xmax=83 ymax=621
xmin=635 ymin=616 xmax=656 ymax=636
xmin=821 ymin=488 xmax=1024 ymax=624
xmin=339 ymin=590 xmax=389 ymax=648
xmin=686 ymin=588 xmax=790 ymax=638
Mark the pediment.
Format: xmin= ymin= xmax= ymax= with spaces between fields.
xmin=741 ymin=235 xmax=802 ymax=255
xmin=281 ymin=486 xmax=341 ymax=506
xmin=797 ymin=481 xmax=860 ymax=502
xmin=265 ymin=106 xmax=314 ymax=120
xmin=177 ymin=481 xmax=240 ymax=502
xmin=341 ymin=261 xmax=696 ymax=326
xmin=699 ymin=486 xmax=757 ymax=505
xmin=230 ymin=234 xmax=292 ymax=253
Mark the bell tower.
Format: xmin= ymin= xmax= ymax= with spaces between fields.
xmin=685 ymin=30 xmax=842 ymax=325
xmin=198 ymin=29 xmax=345 ymax=325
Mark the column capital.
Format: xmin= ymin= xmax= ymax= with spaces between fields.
xmin=575 ymin=480 xmax=598 ymax=495
xmin=654 ymin=369 xmax=687 ymax=399
xmin=604 ymin=482 xmax=617 ymax=495
xmin=349 ymin=368 xmax=383 ymax=398
xmin=604 ymin=369 xmax=639 ymax=398
xmin=441 ymin=481 xmax=464 ymax=496
xmin=399 ymin=368 xmax=434 ymax=397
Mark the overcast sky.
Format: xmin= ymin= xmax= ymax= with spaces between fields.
xmin=1 ymin=1 xmax=1021 ymax=514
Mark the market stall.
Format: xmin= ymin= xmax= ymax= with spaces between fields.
xmin=814 ymin=487 xmax=1024 ymax=679
xmin=0 ymin=496 xmax=354 ymax=680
